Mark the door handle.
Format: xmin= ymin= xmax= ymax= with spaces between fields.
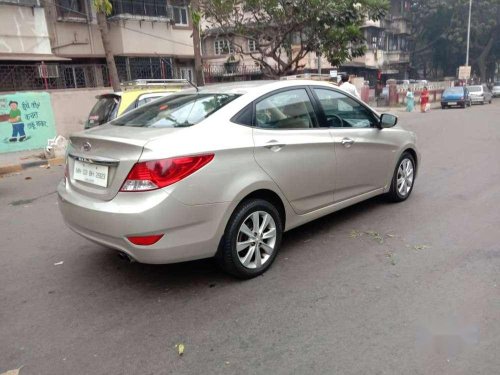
xmin=341 ymin=138 xmax=355 ymax=147
xmin=264 ymin=140 xmax=286 ymax=151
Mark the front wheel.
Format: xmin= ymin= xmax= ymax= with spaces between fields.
xmin=217 ymin=199 xmax=283 ymax=279
xmin=386 ymin=152 xmax=416 ymax=202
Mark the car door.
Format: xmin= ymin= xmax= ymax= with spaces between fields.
xmin=311 ymin=87 xmax=399 ymax=203
xmin=252 ymin=87 xmax=335 ymax=214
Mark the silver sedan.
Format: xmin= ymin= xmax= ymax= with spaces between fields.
xmin=58 ymin=80 xmax=419 ymax=278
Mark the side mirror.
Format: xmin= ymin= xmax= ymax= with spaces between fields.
xmin=380 ymin=113 xmax=398 ymax=128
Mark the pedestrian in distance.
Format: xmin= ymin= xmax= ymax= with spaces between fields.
xmin=339 ymin=74 xmax=360 ymax=99
xmin=420 ymin=86 xmax=430 ymax=113
xmin=406 ymin=88 xmax=415 ymax=112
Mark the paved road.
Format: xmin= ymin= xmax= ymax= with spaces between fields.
xmin=1 ymin=102 xmax=500 ymax=375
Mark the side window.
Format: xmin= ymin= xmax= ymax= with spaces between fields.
xmin=255 ymin=89 xmax=316 ymax=129
xmin=314 ymin=88 xmax=377 ymax=128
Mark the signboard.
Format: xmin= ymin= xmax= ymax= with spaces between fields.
xmin=0 ymin=92 xmax=56 ymax=154
xmin=458 ymin=66 xmax=471 ymax=80
xmin=329 ymin=70 xmax=338 ymax=78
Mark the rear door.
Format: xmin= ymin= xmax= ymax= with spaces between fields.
xmin=311 ymin=87 xmax=398 ymax=203
xmin=252 ymin=87 xmax=335 ymax=214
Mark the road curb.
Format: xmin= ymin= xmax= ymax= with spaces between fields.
xmin=0 ymin=157 xmax=65 ymax=176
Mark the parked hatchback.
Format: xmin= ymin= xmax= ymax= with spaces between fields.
xmin=467 ymin=84 xmax=493 ymax=105
xmin=492 ymin=82 xmax=500 ymax=97
xmin=441 ymin=86 xmax=471 ymax=109
xmin=58 ymin=80 xmax=419 ymax=278
xmin=85 ymin=79 xmax=189 ymax=129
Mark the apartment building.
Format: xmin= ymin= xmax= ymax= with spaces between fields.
xmin=0 ymin=0 xmax=195 ymax=91
xmin=202 ymin=0 xmax=411 ymax=85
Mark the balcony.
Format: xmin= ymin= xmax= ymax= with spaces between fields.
xmin=384 ymin=51 xmax=409 ymax=64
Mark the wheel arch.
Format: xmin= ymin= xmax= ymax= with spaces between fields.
xmin=237 ymin=189 xmax=287 ymax=228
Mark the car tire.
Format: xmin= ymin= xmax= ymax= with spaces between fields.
xmin=216 ymin=199 xmax=283 ymax=279
xmin=441 ymin=105 xmax=446 ymax=109
xmin=386 ymin=152 xmax=416 ymax=203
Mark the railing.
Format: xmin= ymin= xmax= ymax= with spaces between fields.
xmin=0 ymin=64 xmax=110 ymax=92
xmin=204 ymin=64 xmax=262 ymax=82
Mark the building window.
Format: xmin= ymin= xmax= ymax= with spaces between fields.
xmin=109 ymin=0 xmax=168 ymax=18
xmin=248 ymin=39 xmax=257 ymax=53
xmin=172 ymin=6 xmax=188 ymax=25
xmin=56 ymin=0 xmax=87 ymax=18
xmin=214 ymin=40 xmax=234 ymax=55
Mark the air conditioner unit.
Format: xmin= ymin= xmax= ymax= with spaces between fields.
xmin=38 ymin=64 xmax=59 ymax=78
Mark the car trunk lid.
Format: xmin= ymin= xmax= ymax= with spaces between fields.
xmin=67 ymin=125 xmax=178 ymax=201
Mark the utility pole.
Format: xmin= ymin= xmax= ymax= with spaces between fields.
xmin=465 ymin=0 xmax=472 ymax=66
xmin=191 ymin=0 xmax=205 ymax=86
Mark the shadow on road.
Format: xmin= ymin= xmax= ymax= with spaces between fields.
xmin=78 ymin=195 xmax=390 ymax=291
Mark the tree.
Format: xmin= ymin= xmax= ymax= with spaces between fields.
xmin=191 ymin=0 xmax=205 ymax=86
xmin=201 ymin=0 xmax=388 ymax=78
xmin=410 ymin=0 xmax=500 ymax=81
xmin=94 ymin=0 xmax=121 ymax=91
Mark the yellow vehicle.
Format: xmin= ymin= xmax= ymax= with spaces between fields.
xmin=85 ymin=79 xmax=192 ymax=129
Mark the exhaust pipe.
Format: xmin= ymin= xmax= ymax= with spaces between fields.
xmin=117 ymin=251 xmax=135 ymax=263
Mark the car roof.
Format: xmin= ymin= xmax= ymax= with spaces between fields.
xmin=177 ymin=79 xmax=339 ymax=96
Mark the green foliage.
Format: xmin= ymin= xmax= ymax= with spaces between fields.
xmin=93 ymin=0 xmax=113 ymax=15
xmin=201 ymin=0 xmax=388 ymax=77
xmin=410 ymin=0 xmax=500 ymax=80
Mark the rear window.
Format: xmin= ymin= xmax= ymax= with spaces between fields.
xmin=111 ymin=93 xmax=240 ymax=128
xmin=444 ymin=87 xmax=463 ymax=94
xmin=87 ymin=96 xmax=120 ymax=128
xmin=468 ymin=86 xmax=481 ymax=92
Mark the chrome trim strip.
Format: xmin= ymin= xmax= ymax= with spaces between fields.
xmin=68 ymin=153 xmax=119 ymax=166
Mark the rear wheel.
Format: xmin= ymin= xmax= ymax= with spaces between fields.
xmin=386 ymin=152 xmax=416 ymax=203
xmin=217 ymin=199 xmax=283 ymax=279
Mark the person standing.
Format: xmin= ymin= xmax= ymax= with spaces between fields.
xmin=339 ymin=75 xmax=360 ymax=99
xmin=420 ymin=86 xmax=429 ymax=113
xmin=406 ymin=88 xmax=414 ymax=112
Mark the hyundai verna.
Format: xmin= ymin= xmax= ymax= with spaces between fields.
xmin=58 ymin=80 xmax=419 ymax=279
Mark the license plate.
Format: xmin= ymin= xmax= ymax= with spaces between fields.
xmin=73 ymin=160 xmax=109 ymax=187
xmin=448 ymin=102 xmax=457 ymax=105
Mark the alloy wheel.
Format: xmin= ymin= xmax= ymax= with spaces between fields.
xmin=236 ymin=211 xmax=277 ymax=269
xmin=397 ymin=158 xmax=414 ymax=197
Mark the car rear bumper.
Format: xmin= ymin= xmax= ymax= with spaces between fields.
xmin=57 ymin=180 xmax=230 ymax=264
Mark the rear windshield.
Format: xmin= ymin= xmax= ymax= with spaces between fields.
xmin=111 ymin=93 xmax=240 ymax=128
xmin=444 ymin=87 xmax=464 ymax=94
xmin=87 ymin=96 xmax=120 ymax=128
xmin=468 ymin=86 xmax=481 ymax=92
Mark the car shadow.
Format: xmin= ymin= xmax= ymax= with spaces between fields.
xmin=84 ymin=195 xmax=390 ymax=291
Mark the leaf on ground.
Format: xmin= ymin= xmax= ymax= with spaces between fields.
xmin=349 ymin=230 xmax=363 ymax=238
xmin=1 ymin=368 xmax=22 ymax=375
xmin=365 ymin=231 xmax=384 ymax=244
xmin=175 ymin=343 xmax=185 ymax=356
xmin=413 ymin=244 xmax=430 ymax=250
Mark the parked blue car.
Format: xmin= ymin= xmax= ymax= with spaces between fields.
xmin=441 ymin=86 xmax=471 ymax=109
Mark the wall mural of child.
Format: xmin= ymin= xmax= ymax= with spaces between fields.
xmin=8 ymin=101 xmax=27 ymax=142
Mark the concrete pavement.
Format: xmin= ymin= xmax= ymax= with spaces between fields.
xmin=1 ymin=101 xmax=500 ymax=374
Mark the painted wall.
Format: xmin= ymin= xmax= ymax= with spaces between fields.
xmin=0 ymin=92 xmax=56 ymax=153
xmin=0 ymin=4 xmax=52 ymax=55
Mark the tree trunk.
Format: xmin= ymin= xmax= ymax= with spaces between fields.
xmin=96 ymin=12 xmax=120 ymax=92
xmin=477 ymin=34 xmax=495 ymax=83
xmin=191 ymin=0 xmax=205 ymax=86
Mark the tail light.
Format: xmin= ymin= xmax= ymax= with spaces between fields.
xmin=120 ymin=154 xmax=214 ymax=192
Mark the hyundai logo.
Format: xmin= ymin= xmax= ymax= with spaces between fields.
xmin=81 ymin=142 xmax=92 ymax=152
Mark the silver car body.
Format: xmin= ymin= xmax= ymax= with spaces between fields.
xmin=468 ymin=84 xmax=493 ymax=104
xmin=492 ymin=83 xmax=500 ymax=97
xmin=58 ymin=80 xmax=419 ymax=264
